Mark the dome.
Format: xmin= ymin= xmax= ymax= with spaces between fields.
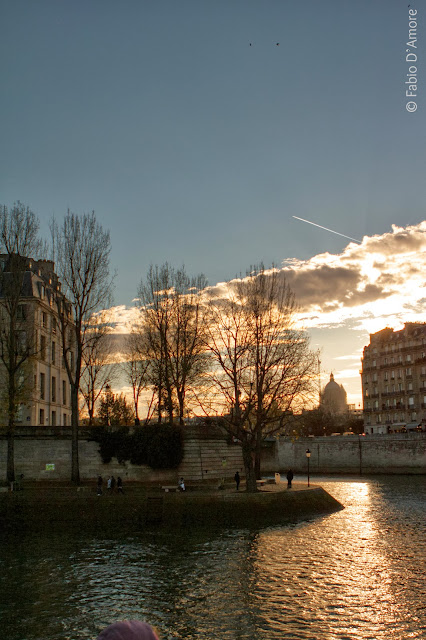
xmin=320 ymin=373 xmax=348 ymax=414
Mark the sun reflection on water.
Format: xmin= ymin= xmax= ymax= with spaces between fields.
xmin=0 ymin=477 xmax=425 ymax=640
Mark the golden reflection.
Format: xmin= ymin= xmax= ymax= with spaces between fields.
xmin=248 ymin=481 xmax=416 ymax=639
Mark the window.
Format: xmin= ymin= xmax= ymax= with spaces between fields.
xmin=52 ymin=318 xmax=57 ymax=333
xmin=17 ymin=304 xmax=27 ymax=320
xmin=42 ymin=311 xmax=47 ymax=328
xmin=407 ymin=382 xmax=413 ymax=391
xmin=406 ymin=367 xmax=412 ymax=376
xmin=52 ymin=342 xmax=56 ymax=365
xmin=62 ymin=380 xmax=67 ymax=405
xmin=40 ymin=373 xmax=45 ymax=400
xmin=51 ymin=377 xmax=56 ymax=402
xmin=408 ymin=397 xmax=415 ymax=406
xmin=16 ymin=330 xmax=27 ymax=354
xmin=406 ymin=354 xmax=412 ymax=362
xmin=391 ymin=370 xmax=395 ymax=379
xmin=51 ymin=411 xmax=56 ymax=426
xmin=39 ymin=409 xmax=45 ymax=425
xmin=40 ymin=335 xmax=46 ymax=360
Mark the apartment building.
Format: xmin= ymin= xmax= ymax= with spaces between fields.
xmin=0 ymin=255 xmax=73 ymax=427
xmin=361 ymin=322 xmax=426 ymax=434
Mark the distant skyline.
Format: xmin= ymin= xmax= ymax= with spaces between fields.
xmin=1 ymin=1 xmax=425 ymax=405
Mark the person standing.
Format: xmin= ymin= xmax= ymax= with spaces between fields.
xmin=286 ymin=469 xmax=294 ymax=489
xmin=117 ymin=477 xmax=123 ymax=494
xmin=234 ymin=471 xmax=240 ymax=491
xmin=107 ymin=476 xmax=112 ymax=492
xmin=111 ymin=476 xmax=116 ymax=492
xmin=178 ymin=477 xmax=185 ymax=491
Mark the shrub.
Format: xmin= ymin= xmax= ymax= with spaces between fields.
xmin=90 ymin=424 xmax=183 ymax=469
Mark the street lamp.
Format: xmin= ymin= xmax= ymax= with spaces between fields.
xmin=306 ymin=448 xmax=311 ymax=487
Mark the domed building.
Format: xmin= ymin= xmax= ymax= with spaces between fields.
xmin=320 ymin=373 xmax=348 ymax=415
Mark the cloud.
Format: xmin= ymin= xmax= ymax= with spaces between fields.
xmin=98 ymin=221 xmax=426 ymax=405
xmin=278 ymin=220 xmax=426 ymax=330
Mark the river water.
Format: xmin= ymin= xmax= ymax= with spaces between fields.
xmin=1 ymin=475 xmax=425 ymax=640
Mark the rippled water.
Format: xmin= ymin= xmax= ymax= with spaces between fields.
xmin=1 ymin=476 xmax=425 ymax=640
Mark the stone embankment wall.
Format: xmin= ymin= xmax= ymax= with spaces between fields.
xmin=0 ymin=427 xmax=425 ymax=482
xmin=178 ymin=425 xmax=244 ymax=481
xmin=0 ymin=424 xmax=244 ymax=483
xmin=272 ymin=433 xmax=426 ymax=475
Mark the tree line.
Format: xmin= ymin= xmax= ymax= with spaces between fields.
xmin=0 ymin=202 xmax=319 ymax=491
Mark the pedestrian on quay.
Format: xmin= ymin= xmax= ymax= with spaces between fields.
xmin=286 ymin=468 xmax=294 ymax=489
xmin=107 ymin=476 xmax=112 ymax=492
xmin=97 ymin=620 xmax=159 ymax=640
xmin=97 ymin=475 xmax=103 ymax=496
xmin=234 ymin=470 xmax=240 ymax=491
xmin=111 ymin=476 xmax=116 ymax=492
xmin=178 ymin=477 xmax=185 ymax=491
xmin=117 ymin=477 xmax=123 ymax=494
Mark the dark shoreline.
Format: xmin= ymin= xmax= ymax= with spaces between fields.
xmin=0 ymin=483 xmax=343 ymax=533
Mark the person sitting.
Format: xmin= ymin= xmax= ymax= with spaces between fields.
xmin=97 ymin=620 xmax=159 ymax=640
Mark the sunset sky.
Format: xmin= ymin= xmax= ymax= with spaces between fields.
xmin=1 ymin=1 xmax=425 ymax=406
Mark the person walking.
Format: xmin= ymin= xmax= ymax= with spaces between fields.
xmin=178 ymin=477 xmax=185 ymax=491
xmin=234 ymin=471 xmax=240 ymax=491
xmin=286 ymin=469 xmax=294 ymax=489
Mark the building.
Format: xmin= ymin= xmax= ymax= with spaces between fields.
xmin=0 ymin=255 xmax=73 ymax=427
xmin=320 ymin=373 xmax=348 ymax=415
xmin=361 ymin=323 xmax=426 ymax=434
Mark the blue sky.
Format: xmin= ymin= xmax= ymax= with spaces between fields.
xmin=1 ymin=0 xmax=425 ymax=404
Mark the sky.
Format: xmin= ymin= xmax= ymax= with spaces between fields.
xmin=1 ymin=0 xmax=425 ymax=406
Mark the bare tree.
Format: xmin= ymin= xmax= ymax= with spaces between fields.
xmin=80 ymin=311 xmax=115 ymax=426
xmin=136 ymin=264 xmax=209 ymax=425
xmin=52 ymin=211 xmax=114 ymax=483
xmin=122 ymin=327 xmax=150 ymax=425
xmin=206 ymin=265 xmax=318 ymax=491
xmin=0 ymin=202 xmax=43 ymax=483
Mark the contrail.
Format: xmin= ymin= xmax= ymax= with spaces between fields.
xmin=292 ymin=216 xmax=361 ymax=244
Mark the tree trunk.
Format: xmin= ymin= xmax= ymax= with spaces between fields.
xmin=7 ymin=428 xmax=15 ymax=484
xmin=71 ymin=384 xmax=80 ymax=484
xmin=254 ymin=428 xmax=262 ymax=479
xmin=242 ymin=440 xmax=257 ymax=492
xmin=177 ymin=389 xmax=185 ymax=425
xmin=7 ymin=371 xmax=16 ymax=483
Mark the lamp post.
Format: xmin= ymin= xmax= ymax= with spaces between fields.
xmin=306 ymin=448 xmax=311 ymax=487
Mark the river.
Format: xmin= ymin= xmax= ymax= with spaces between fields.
xmin=1 ymin=475 xmax=425 ymax=640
